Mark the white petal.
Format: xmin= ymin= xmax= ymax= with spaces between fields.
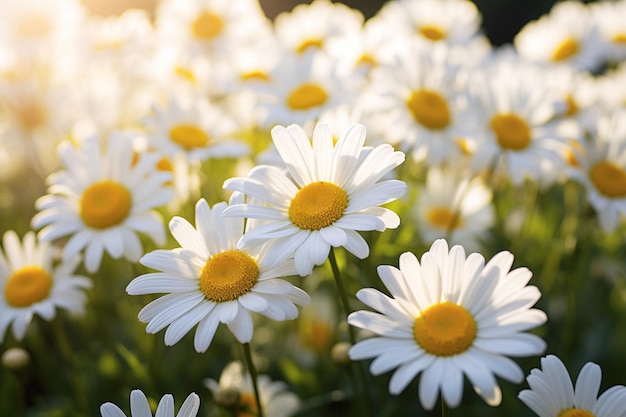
xmin=227 ymin=308 xmax=253 ymax=343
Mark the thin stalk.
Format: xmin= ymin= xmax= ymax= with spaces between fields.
xmin=328 ymin=248 xmax=357 ymax=344
xmin=242 ymin=342 xmax=264 ymax=417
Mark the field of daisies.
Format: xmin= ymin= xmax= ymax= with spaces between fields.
xmin=2 ymin=0 xmax=626 ymax=416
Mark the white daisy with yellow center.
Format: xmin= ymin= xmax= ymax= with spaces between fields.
xmin=567 ymin=107 xmax=626 ymax=232
xmin=518 ymin=355 xmax=626 ymax=417
xmin=414 ymin=167 xmax=494 ymax=252
xmin=223 ymin=123 xmax=406 ymax=277
xmin=590 ymin=0 xmax=626 ymax=63
xmin=348 ymin=239 xmax=547 ymax=410
xmin=126 ymin=195 xmax=311 ymax=353
xmin=205 ymin=361 xmax=300 ymax=417
xmin=514 ymin=1 xmax=606 ymax=72
xmin=100 ymin=389 xmax=200 ymax=417
xmin=0 ymin=230 xmax=91 ymax=343
xmin=31 ymin=133 xmax=173 ymax=273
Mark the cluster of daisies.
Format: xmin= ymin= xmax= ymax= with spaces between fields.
xmin=1 ymin=0 xmax=626 ymax=416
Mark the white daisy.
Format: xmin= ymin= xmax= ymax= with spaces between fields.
xmin=0 ymin=230 xmax=92 ymax=343
xmin=414 ymin=167 xmax=494 ymax=252
xmin=100 ymin=389 xmax=200 ymax=417
xmin=590 ymin=0 xmax=626 ymax=64
xmin=31 ymin=132 xmax=173 ymax=273
xmin=222 ymin=123 xmax=406 ymax=276
xmin=518 ymin=354 xmax=626 ymax=417
xmin=513 ymin=1 xmax=607 ymax=72
xmin=125 ymin=195 xmax=311 ymax=353
xmin=348 ymin=239 xmax=547 ymax=409
xmin=567 ymin=106 xmax=626 ymax=232
xmin=205 ymin=361 xmax=300 ymax=417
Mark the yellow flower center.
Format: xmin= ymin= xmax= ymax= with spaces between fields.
xmin=199 ymin=250 xmax=259 ymax=302
xmin=406 ymin=89 xmax=451 ymax=130
xmin=558 ymin=409 xmax=595 ymax=417
xmin=612 ymin=33 xmax=626 ymax=44
xmin=301 ymin=320 xmax=334 ymax=353
xmin=552 ymin=38 xmax=579 ymax=61
xmin=589 ymin=161 xmax=626 ymax=198
xmin=17 ymin=100 xmax=46 ymax=131
xmin=490 ymin=113 xmax=531 ymax=151
xmin=169 ymin=124 xmax=209 ymax=150
xmin=240 ymin=70 xmax=271 ymax=82
xmin=174 ymin=66 xmax=197 ymax=84
xmin=419 ymin=24 xmax=446 ymax=41
xmin=236 ymin=391 xmax=259 ymax=417
xmin=286 ymin=83 xmax=328 ymax=111
xmin=80 ymin=180 xmax=132 ymax=229
xmin=288 ymin=181 xmax=348 ymax=231
xmin=191 ymin=11 xmax=223 ymax=40
xmin=413 ymin=302 xmax=477 ymax=356
xmin=565 ymin=94 xmax=579 ymax=117
xmin=4 ymin=266 xmax=53 ymax=308
xmin=357 ymin=53 xmax=377 ymax=68
xmin=296 ymin=38 xmax=323 ymax=54
xmin=426 ymin=207 xmax=461 ymax=230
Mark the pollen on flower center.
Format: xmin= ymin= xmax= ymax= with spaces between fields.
xmin=413 ymin=302 xmax=477 ymax=356
xmin=557 ymin=409 xmax=595 ymax=417
xmin=169 ymin=124 xmax=209 ymax=150
xmin=80 ymin=180 xmax=132 ymax=229
xmin=490 ymin=113 xmax=531 ymax=151
xmin=5 ymin=266 xmax=53 ymax=308
xmin=427 ymin=207 xmax=462 ymax=230
xmin=406 ymin=89 xmax=451 ymax=130
xmin=419 ymin=24 xmax=446 ymax=41
xmin=589 ymin=161 xmax=626 ymax=198
xmin=296 ymin=38 xmax=323 ymax=54
xmin=200 ymin=250 xmax=259 ymax=302
xmin=191 ymin=11 xmax=223 ymax=40
xmin=288 ymin=181 xmax=348 ymax=231
xmin=286 ymin=83 xmax=328 ymax=111
xmin=552 ymin=38 xmax=579 ymax=61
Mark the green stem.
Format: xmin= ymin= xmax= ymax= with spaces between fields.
xmin=242 ymin=342 xmax=264 ymax=417
xmin=328 ymin=248 xmax=357 ymax=345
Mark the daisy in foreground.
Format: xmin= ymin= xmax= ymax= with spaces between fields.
xmin=31 ymin=133 xmax=173 ymax=273
xmin=518 ymin=355 xmax=626 ymax=417
xmin=223 ymin=123 xmax=406 ymax=276
xmin=100 ymin=389 xmax=200 ymax=417
xmin=126 ymin=195 xmax=310 ymax=352
xmin=348 ymin=239 xmax=547 ymax=409
xmin=0 ymin=230 xmax=91 ymax=343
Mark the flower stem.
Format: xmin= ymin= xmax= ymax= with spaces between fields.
xmin=242 ymin=342 xmax=264 ymax=417
xmin=328 ymin=248 xmax=357 ymax=345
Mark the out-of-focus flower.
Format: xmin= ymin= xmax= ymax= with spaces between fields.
xmin=126 ymin=195 xmax=310 ymax=352
xmin=223 ymin=123 xmax=406 ymax=276
xmin=518 ymin=354 xmax=626 ymax=417
xmin=205 ymin=361 xmax=300 ymax=417
xmin=100 ymin=389 xmax=200 ymax=417
xmin=32 ymin=133 xmax=173 ymax=273
xmin=348 ymin=239 xmax=547 ymax=409
xmin=0 ymin=230 xmax=91 ymax=343
xmin=414 ymin=167 xmax=494 ymax=252
xmin=590 ymin=0 xmax=626 ymax=64
xmin=514 ymin=1 xmax=607 ymax=72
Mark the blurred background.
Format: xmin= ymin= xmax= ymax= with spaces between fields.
xmin=81 ymin=0 xmax=571 ymax=46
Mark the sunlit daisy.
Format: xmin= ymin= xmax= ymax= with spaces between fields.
xmin=223 ymin=123 xmax=406 ymax=276
xmin=514 ymin=1 xmax=606 ymax=72
xmin=348 ymin=239 xmax=547 ymax=409
xmin=142 ymin=95 xmax=249 ymax=163
xmin=0 ymin=230 xmax=91 ymax=343
xmin=518 ymin=354 xmax=626 ymax=417
xmin=126 ymin=195 xmax=311 ymax=352
xmin=31 ymin=132 xmax=173 ymax=273
xmin=567 ymin=106 xmax=626 ymax=232
xmin=414 ymin=167 xmax=494 ymax=252
xmin=100 ymin=389 xmax=200 ymax=417
xmin=205 ymin=361 xmax=300 ymax=417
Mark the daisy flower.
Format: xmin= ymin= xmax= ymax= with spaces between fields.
xmin=568 ymin=106 xmax=626 ymax=232
xmin=100 ymin=389 xmax=200 ymax=417
xmin=590 ymin=0 xmax=626 ymax=64
xmin=518 ymin=354 xmax=626 ymax=417
xmin=513 ymin=1 xmax=607 ymax=72
xmin=31 ymin=132 xmax=173 ymax=273
xmin=222 ymin=123 xmax=406 ymax=276
xmin=126 ymin=195 xmax=310 ymax=353
xmin=205 ymin=361 xmax=300 ymax=417
xmin=348 ymin=239 xmax=547 ymax=409
xmin=0 ymin=230 xmax=92 ymax=343
xmin=414 ymin=167 xmax=494 ymax=252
